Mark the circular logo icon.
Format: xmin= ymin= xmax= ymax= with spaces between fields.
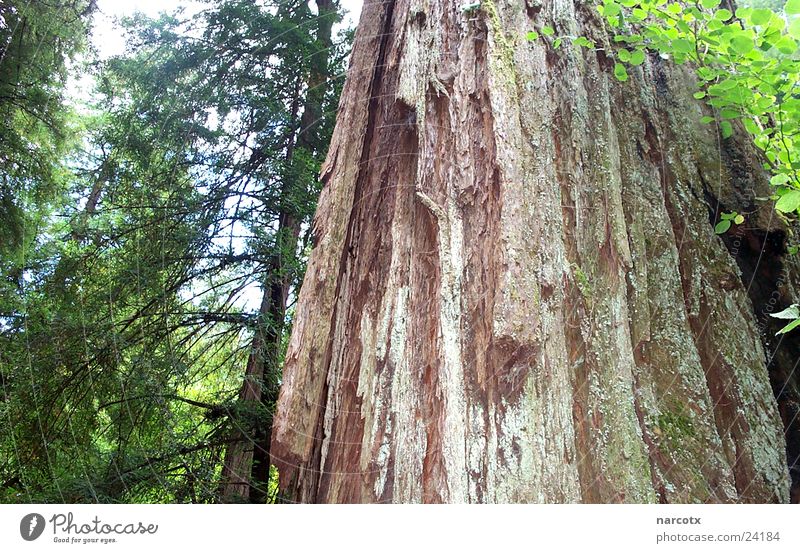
xmin=20 ymin=513 xmax=45 ymax=541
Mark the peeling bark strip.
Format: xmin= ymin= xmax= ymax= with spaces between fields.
xmin=270 ymin=0 xmax=794 ymax=503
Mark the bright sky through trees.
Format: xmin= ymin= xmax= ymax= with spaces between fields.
xmin=92 ymin=0 xmax=363 ymax=59
xmin=83 ymin=0 xmax=363 ymax=311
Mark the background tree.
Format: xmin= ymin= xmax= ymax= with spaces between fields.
xmin=0 ymin=0 xmax=99 ymax=501
xmin=218 ymin=0 xmax=343 ymax=504
xmin=0 ymin=0 xmax=350 ymax=503
xmin=0 ymin=0 xmax=95 ymax=254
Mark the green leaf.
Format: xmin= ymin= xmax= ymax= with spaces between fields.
xmin=707 ymin=79 xmax=738 ymax=95
xmin=667 ymin=3 xmax=682 ymax=15
xmin=696 ymin=67 xmax=716 ymax=81
xmin=734 ymin=214 xmax=745 ymax=224
xmin=775 ymin=36 xmax=797 ymax=54
xmin=776 ymin=317 xmax=800 ymax=335
xmin=619 ymin=48 xmax=631 ymax=62
xmin=629 ymin=49 xmax=645 ymax=65
xmin=721 ymin=108 xmax=739 ymax=119
xmin=604 ymin=3 xmax=621 ymax=17
xmin=615 ymin=33 xmax=642 ymax=43
xmin=694 ymin=91 xmax=706 ymax=99
xmin=701 ymin=115 xmax=716 ymax=124
xmin=553 ymin=38 xmax=563 ymax=48
xmin=715 ymin=219 xmax=732 ymax=234
xmin=775 ymin=189 xmax=800 ymax=212
xmin=672 ymin=38 xmax=694 ymax=53
xmin=771 ymin=173 xmax=790 ymax=185
xmin=790 ymin=18 xmax=800 ymax=40
xmin=720 ymin=212 xmax=736 ymax=220
xmin=526 ymin=31 xmax=539 ymax=41
xmin=714 ymin=8 xmax=733 ymax=20
xmin=742 ymin=118 xmax=759 ymax=134
xmin=614 ymin=63 xmax=629 ymax=82
xmin=542 ymin=26 xmax=555 ymax=36
xmin=701 ymin=0 xmax=721 ymax=8
xmin=749 ymin=8 xmax=772 ymax=25
xmin=786 ymin=0 xmax=800 ymax=16
xmin=720 ymin=120 xmax=733 ymax=138
xmin=755 ymin=96 xmax=774 ymax=112
xmin=730 ymin=35 xmax=754 ymax=54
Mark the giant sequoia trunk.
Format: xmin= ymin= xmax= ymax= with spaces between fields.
xmin=270 ymin=0 xmax=800 ymax=503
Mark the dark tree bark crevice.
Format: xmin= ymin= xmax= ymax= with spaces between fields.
xmin=711 ymin=198 xmax=800 ymax=503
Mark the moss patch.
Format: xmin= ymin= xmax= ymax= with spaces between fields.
xmin=481 ymin=0 xmax=518 ymax=91
xmin=655 ymin=409 xmax=696 ymax=449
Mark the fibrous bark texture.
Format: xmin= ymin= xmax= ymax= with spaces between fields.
xmin=270 ymin=0 xmax=798 ymax=503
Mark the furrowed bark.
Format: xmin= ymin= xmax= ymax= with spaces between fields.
xmin=270 ymin=0 xmax=796 ymax=503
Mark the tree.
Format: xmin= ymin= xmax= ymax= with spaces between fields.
xmin=0 ymin=0 xmax=350 ymax=503
xmin=218 ymin=0 xmax=344 ymax=504
xmin=0 ymin=51 xmax=232 ymax=502
xmin=270 ymin=0 xmax=799 ymax=503
xmin=0 ymin=0 xmax=95 ymax=318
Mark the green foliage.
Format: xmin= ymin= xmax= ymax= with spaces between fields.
xmin=0 ymin=0 xmax=94 ymax=265
xmin=714 ymin=211 xmax=745 ymax=233
xmin=614 ymin=62 xmax=629 ymax=81
xmin=770 ymin=303 xmax=800 ymax=334
xmin=0 ymin=0 xmax=350 ymax=503
xmin=776 ymin=188 xmax=800 ymax=211
xmin=524 ymin=21 xmax=592 ymax=50
xmin=592 ymin=0 xmax=800 ymax=223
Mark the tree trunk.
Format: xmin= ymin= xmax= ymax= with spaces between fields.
xmin=270 ymin=0 xmax=798 ymax=503
xmin=219 ymin=0 xmax=338 ymax=503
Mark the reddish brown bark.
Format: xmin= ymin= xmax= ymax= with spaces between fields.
xmin=270 ymin=0 xmax=797 ymax=503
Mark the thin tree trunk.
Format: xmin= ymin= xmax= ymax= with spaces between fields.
xmin=271 ymin=0 xmax=798 ymax=503
xmin=69 ymin=152 xmax=112 ymax=242
xmin=219 ymin=0 xmax=338 ymax=503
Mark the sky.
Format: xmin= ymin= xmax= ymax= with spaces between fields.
xmin=86 ymin=0 xmax=364 ymax=310
xmin=92 ymin=0 xmax=364 ymax=59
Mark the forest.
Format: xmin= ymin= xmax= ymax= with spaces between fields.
xmin=1 ymin=0 xmax=799 ymax=504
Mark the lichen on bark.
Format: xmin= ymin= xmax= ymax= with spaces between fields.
xmin=270 ymin=0 xmax=795 ymax=503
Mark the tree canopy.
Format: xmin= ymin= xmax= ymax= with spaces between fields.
xmin=1 ymin=0 xmax=350 ymax=503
